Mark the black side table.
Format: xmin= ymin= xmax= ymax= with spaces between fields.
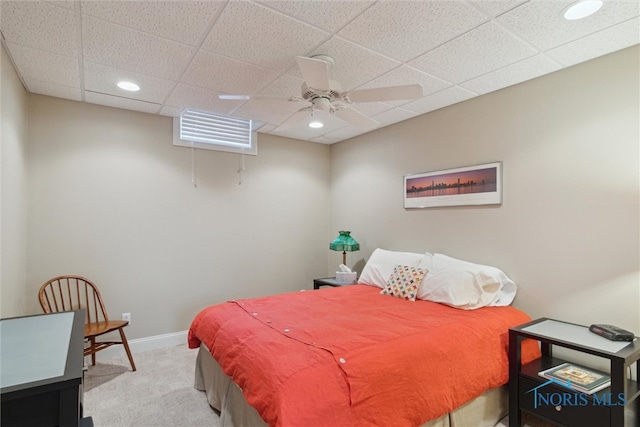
xmin=313 ymin=277 xmax=350 ymax=289
xmin=509 ymin=317 xmax=640 ymax=427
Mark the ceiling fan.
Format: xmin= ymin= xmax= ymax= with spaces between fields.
xmin=219 ymin=55 xmax=424 ymax=132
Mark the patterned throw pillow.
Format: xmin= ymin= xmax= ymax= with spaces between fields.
xmin=380 ymin=265 xmax=427 ymax=301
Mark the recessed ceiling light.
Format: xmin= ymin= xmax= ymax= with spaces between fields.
xmin=563 ymin=0 xmax=603 ymax=20
xmin=117 ymin=81 xmax=140 ymax=91
xmin=309 ymin=121 xmax=324 ymax=128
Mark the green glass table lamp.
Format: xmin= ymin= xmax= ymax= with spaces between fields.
xmin=329 ymin=231 xmax=360 ymax=265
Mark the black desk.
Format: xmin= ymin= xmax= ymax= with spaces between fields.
xmin=1 ymin=310 xmax=85 ymax=427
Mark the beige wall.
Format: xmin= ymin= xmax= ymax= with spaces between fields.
xmin=1 ymin=44 xmax=29 ymax=318
xmin=330 ymin=46 xmax=640 ymax=334
xmin=24 ymin=96 xmax=330 ymax=338
xmin=3 ymin=44 xmax=638 ymax=339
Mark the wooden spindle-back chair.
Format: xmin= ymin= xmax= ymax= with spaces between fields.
xmin=38 ymin=275 xmax=136 ymax=371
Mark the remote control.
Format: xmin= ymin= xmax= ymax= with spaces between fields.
xmin=589 ymin=324 xmax=635 ymax=342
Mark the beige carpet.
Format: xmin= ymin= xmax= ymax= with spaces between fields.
xmin=83 ymin=344 xmax=220 ymax=426
xmin=84 ymin=344 xmax=556 ymax=427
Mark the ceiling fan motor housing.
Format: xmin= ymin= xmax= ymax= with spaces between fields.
xmin=301 ymin=81 xmax=342 ymax=105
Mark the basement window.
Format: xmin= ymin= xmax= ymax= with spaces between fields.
xmin=173 ymin=109 xmax=257 ymax=155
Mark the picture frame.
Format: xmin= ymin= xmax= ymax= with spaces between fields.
xmin=404 ymin=161 xmax=502 ymax=209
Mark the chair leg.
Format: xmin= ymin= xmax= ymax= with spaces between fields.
xmin=119 ymin=327 xmax=136 ymax=371
xmin=90 ymin=337 xmax=96 ymax=366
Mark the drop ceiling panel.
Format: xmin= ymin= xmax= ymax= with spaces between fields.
xmin=311 ymin=134 xmax=343 ymax=145
xmin=322 ymin=125 xmax=368 ymax=141
xmin=306 ymin=37 xmax=401 ymax=91
xmin=48 ymin=1 xmax=75 ymax=10
xmin=28 ymin=80 xmax=81 ymax=101
xmin=546 ymin=17 xmax=640 ymax=67
xmin=182 ymin=50 xmax=278 ymax=95
xmin=257 ymin=124 xmax=277 ymax=134
xmin=371 ymin=107 xmax=419 ymax=128
xmin=0 ymin=1 xmax=77 ymax=56
xmin=80 ymin=1 xmax=222 ymax=46
xmin=165 ymin=83 xmax=244 ymax=115
xmin=7 ymin=43 xmax=79 ymax=88
xmin=410 ymin=21 xmax=538 ymax=84
xmin=233 ymin=98 xmax=306 ymax=126
xmin=497 ymin=0 xmax=640 ymax=51
xmin=257 ymin=74 xmax=305 ymax=98
xmin=460 ymin=54 xmax=561 ymax=95
xmin=257 ymin=0 xmax=375 ymax=33
xmin=201 ymin=1 xmax=330 ymax=73
xmin=401 ymin=86 xmax=477 ymax=115
xmin=1 ymin=0 xmax=637 ymax=144
xmin=272 ymin=109 xmax=347 ymax=139
xmin=85 ymin=91 xmax=161 ymax=114
xmin=348 ymin=102 xmax=395 ymax=118
xmin=272 ymin=127 xmax=319 ymax=142
xmin=470 ymin=0 xmax=528 ymax=17
xmin=159 ymin=105 xmax=183 ymax=118
xmin=338 ymin=1 xmax=488 ymax=62
xmin=357 ymin=65 xmax=452 ymax=96
xmin=82 ymin=15 xmax=194 ymax=80
xmin=84 ymin=62 xmax=174 ymax=104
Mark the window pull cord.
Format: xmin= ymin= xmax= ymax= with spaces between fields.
xmin=191 ymin=143 xmax=197 ymax=189
xmin=238 ymin=149 xmax=245 ymax=186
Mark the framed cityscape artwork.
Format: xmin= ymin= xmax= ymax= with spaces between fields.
xmin=404 ymin=161 xmax=502 ymax=209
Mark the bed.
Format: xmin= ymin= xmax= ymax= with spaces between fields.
xmin=188 ymin=250 xmax=540 ymax=427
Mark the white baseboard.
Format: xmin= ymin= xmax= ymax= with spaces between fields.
xmin=88 ymin=330 xmax=188 ymax=361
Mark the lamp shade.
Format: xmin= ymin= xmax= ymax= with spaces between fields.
xmin=329 ymin=231 xmax=359 ymax=252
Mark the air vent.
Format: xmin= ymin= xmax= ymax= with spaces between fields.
xmin=174 ymin=109 xmax=257 ymax=155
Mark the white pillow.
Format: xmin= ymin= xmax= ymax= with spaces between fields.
xmin=417 ymin=253 xmax=516 ymax=309
xmin=417 ymin=251 xmax=434 ymax=271
xmin=358 ymin=249 xmax=425 ymax=288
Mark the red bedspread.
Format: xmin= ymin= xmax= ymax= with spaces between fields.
xmin=188 ymin=285 xmax=539 ymax=427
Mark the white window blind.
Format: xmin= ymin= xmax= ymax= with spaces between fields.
xmin=173 ymin=109 xmax=257 ymax=155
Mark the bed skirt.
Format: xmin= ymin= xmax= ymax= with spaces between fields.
xmin=194 ymin=343 xmax=508 ymax=427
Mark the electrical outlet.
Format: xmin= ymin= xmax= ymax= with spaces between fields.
xmin=122 ymin=312 xmax=131 ymax=324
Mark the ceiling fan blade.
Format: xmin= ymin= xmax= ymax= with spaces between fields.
xmin=219 ymin=94 xmax=251 ymax=100
xmin=219 ymin=94 xmax=297 ymax=101
xmin=295 ymin=56 xmax=331 ymax=92
xmin=346 ymin=84 xmax=423 ymax=103
xmin=333 ymin=106 xmax=379 ymax=130
xmin=274 ymin=108 xmax=312 ymax=133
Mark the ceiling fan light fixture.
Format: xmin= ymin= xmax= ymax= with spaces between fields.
xmin=313 ymin=97 xmax=332 ymax=112
xmin=309 ymin=120 xmax=324 ymax=129
xmin=563 ymin=0 xmax=603 ymax=20
xmin=117 ymin=81 xmax=140 ymax=91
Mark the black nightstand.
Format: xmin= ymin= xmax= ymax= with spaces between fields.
xmin=509 ymin=318 xmax=640 ymax=427
xmin=313 ymin=277 xmax=350 ymax=289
